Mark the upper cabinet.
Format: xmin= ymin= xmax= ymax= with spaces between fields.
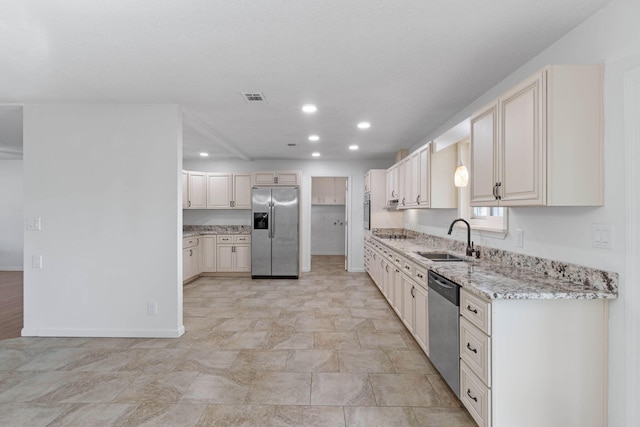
xmin=313 ymin=177 xmax=346 ymax=205
xmin=253 ymin=170 xmax=301 ymax=186
xmin=470 ymin=64 xmax=603 ymax=207
xmin=184 ymin=171 xmax=206 ymax=209
xmin=390 ymin=142 xmax=457 ymax=210
xmin=206 ymin=173 xmax=252 ymax=209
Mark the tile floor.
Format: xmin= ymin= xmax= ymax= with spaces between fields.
xmin=0 ymin=256 xmax=476 ymax=426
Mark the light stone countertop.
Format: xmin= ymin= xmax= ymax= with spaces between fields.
xmin=368 ymin=235 xmax=618 ymax=301
xmin=183 ymin=225 xmax=251 ymax=238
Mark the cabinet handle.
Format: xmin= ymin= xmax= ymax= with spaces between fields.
xmin=404 ymin=265 xmax=410 ymax=270
xmin=189 ymin=249 xmax=192 ymax=256
xmin=395 ymin=269 xmax=400 ymax=273
xmin=411 ymin=286 xmax=415 ymax=298
xmin=391 ymin=190 xmax=396 ymax=198
xmin=402 ymin=197 xmax=406 ymax=206
xmin=386 ymin=266 xmax=389 ymax=272
xmin=466 ymin=305 xmax=478 ymax=314
xmin=466 ymin=343 xmax=478 ymax=354
xmin=274 ymin=176 xmax=279 ymax=184
xmin=416 ymin=273 xmax=423 ymax=279
xmin=466 ymin=389 xmax=478 ymax=402
xmin=416 ymin=195 xmax=420 ymax=204
xmin=492 ymin=183 xmax=498 ymax=200
xmin=188 ymin=200 xmax=191 ymax=207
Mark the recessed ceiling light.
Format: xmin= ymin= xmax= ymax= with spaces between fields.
xmin=312 ymin=152 xmax=321 ymax=157
xmin=199 ymin=152 xmax=209 ymax=157
xmin=349 ymin=145 xmax=359 ymax=151
xmin=308 ymin=135 xmax=320 ymax=142
xmin=302 ymin=104 xmax=317 ymax=113
xmin=357 ymin=121 xmax=371 ymax=129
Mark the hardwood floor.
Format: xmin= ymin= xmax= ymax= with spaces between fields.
xmin=0 ymin=271 xmax=23 ymax=340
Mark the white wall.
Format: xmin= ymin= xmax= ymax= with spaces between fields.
xmin=404 ymin=1 xmax=640 ymax=425
xmin=22 ymin=104 xmax=184 ymax=338
xmin=0 ymin=160 xmax=23 ymax=270
xmin=183 ymin=159 xmax=390 ymax=272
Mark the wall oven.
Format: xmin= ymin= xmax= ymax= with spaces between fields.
xmin=363 ymin=192 xmax=371 ymax=230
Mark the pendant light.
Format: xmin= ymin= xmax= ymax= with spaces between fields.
xmin=454 ymin=162 xmax=469 ymax=187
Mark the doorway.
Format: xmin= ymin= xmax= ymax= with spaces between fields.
xmin=310 ymin=176 xmax=348 ymax=271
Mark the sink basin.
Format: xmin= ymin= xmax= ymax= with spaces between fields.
xmin=417 ymin=252 xmax=465 ymax=262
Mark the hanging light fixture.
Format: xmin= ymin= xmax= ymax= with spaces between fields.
xmin=454 ymin=162 xmax=469 ymax=187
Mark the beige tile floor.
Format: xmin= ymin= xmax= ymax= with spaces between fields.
xmin=0 ymin=256 xmax=476 ymax=426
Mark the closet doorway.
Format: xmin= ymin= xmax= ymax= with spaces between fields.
xmin=310 ymin=176 xmax=348 ymax=271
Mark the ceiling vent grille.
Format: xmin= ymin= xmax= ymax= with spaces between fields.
xmin=241 ymin=92 xmax=267 ymax=103
xmin=287 ymin=143 xmax=296 ymax=147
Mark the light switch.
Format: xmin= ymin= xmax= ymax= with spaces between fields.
xmin=515 ymin=229 xmax=524 ymax=248
xmin=26 ymin=217 xmax=41 ymax=231
xmin=592 ymin=224 xmax=612 ymax=249
xmin=32 ymin=255 xmax=43 ymax=269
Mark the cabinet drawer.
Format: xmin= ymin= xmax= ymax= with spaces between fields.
xmin=414 ymin=266 xmax=428 ymax=287
xmin=183 ymin=236 xmax=200 ymax=249
xmin=461 ymin=361 xmax=492 ymax=427
xmin=460 ymin=317 xmax=491 ymax=387
xmin=402 ymin=261 xmax=414 ymax=276
xmin=461 ymin=290 xmax=492 ymax=335
xmin=233 ymin=235 xmax=251 ymax=243
xmin=217 ymin=235 xmax=233 ymax=243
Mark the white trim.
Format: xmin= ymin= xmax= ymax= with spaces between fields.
xmin=624 ymin=66 xmax=640 ymax=427
xmin=21 ymin=326 xmax=186 ymax=338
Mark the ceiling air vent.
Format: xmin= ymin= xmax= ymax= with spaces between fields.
xmin=287 ymin=143 xmax=296 ymax=147
xmin=240 ymin=92 xmax=267 ymax=103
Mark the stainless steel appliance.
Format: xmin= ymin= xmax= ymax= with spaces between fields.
xmin=251 ymin=187 xmax=299 ymax=278
xmin=428 ymin=270 xmax=461 ymax=397
xmin=363 ymin=192 xmax=371 ymax=230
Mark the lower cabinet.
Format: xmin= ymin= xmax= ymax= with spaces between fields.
xmin=182 ymin=236 xmax=202 ymax=281
xmin=216 ymin=235 xmax=251 ymax=272
xmin=202 ymin=236 xmax=217 ymax=272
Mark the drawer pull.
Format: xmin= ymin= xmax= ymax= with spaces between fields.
xmin=467 ymin=305 xmax=478 ymax=314
xmin=467 ymin=389 xmax=478 ymax=402
xmin=466 ymin=343 xmax=478 ymax=354
xmin=416 ymin=273 xmax=423 ymax=279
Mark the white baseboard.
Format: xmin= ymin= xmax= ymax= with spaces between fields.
xmin=21 ymin=325 xmax=185 ymax=338
xmin=349 ymin=267 xmax=366 ymax=273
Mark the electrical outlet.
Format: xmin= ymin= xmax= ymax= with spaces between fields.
xmin=147 ymin=302 xmax=158 ymax=316
xmin=26 ymin=217 xmax=41 ymax=231
xmin=515 ymin=229 xmax=524 ymax=248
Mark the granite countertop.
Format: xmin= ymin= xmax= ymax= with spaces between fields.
xmin=183 ymin=225 xmax=251 ymax=238
xmin=367 ymin=235 xmax=618 ymax=301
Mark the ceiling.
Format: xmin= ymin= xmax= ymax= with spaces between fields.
xmin=0 ymin=0 xmax=611 ymax=161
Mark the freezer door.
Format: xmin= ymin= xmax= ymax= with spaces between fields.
xmin=271 ymin=187 xmax=299 ymax=277
xmin=251 ymin=188 xmax=272 ymax=277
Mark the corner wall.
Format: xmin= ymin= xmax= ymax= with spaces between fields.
xmin=22 ymin=104 xmax=184 ymax=338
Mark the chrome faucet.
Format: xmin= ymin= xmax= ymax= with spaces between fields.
xmin=447 ymin=218 xmax=479 ymax=258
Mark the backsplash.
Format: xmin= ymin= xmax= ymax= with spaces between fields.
xmin=372 ymin=228 xmax=618 ymax=293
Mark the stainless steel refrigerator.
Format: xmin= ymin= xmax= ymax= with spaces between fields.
xmin=251 ymin=187 xmax=299 ymax=279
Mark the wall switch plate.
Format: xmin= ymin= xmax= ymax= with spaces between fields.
xmin=32 ymin=255 xmax=43 ymax=269
xmin=147 ymin=302 xmax=158 ymax=316
xmin=515 ymin=229 xmax=524 ymax=248
xmin=26 ymin=217 xmax=41 ymax=231
xmin=592 ymin=224 xmax=612 ymax=249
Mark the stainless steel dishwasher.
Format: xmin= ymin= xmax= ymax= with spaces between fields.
xmin=428 ymin=270 xmax=461 ymax=398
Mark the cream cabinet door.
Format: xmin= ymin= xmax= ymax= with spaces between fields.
xmin=216 ymin=245 xmax=234 ymax=272
xmin=334 ymin=177 xmax=346 ymax=205
xmin=254 ymin=171 xmax=276 ymax=185
xmin=207 ymin=173 xmax=232 ymax=209
xmin=470 ymin=103 xmax=500 ymax=206
xmin=182 ymin=248 xmax=191 ymax=281
xmin=406 ymin=152 xmax=420 ymax=207
xmin=417 ymin=147 xmax=430 ymax=207
xmin=182 ymin=171 xmax=189 ymax=209
xmin=188 ymin=172 xmax=207 ymax=209
xmin=398 ymin=159 xmax=409 ymax=208
xmin=202 ymin=236 xmax=216 ymax=272
xmin=275 ymin=171 xmax=299 ymax=185
xmin=413 ymin=284 xmax=429 ymax=355
xmin=500 ymin=71 xmax=545 ymax=205
xmin=233 ymin=174 xmax=252 ymax=209
xmin=401 ymin=275 xmax=415 ymax=334
xmin=234 ymin=244 xmax=251 ymax=272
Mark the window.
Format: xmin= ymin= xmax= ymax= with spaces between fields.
xmin=457 ymin=140 xmax=508 ymax=236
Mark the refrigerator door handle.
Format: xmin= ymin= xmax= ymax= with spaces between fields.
xmin=268 ymin=201 xmax=274 ymax=239
xmin=271 ymin=201 xmax=275 ymax=239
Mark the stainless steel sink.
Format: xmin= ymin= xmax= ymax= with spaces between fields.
xmin=417 ymin=252 xmax=465 ymax=262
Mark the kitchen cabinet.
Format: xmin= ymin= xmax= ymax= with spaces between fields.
xmin=206 ymin=173 xmax=252 ymax=209
xmin=395 ymin=142 xmax=457 ymax=210
xmin=364 ymin=171 xmax=371 ymax=193
xmin=184 ymin=171 xmax=207 ymax=209
xmin=470 ymin=64 xmax=603 ymax=207
xmin=459 ymin=288 xmax=607 ymax=427
xmin=182 ymin=171 xmax=189 ymax=209
xmin=253 ymin=170 xmax=301 ymax=186
xmin=182 ymin=236 xmax=202 ymax=281
xmin=202 ymin=236 xmax=216 ymax=272
xmin=365 ymin=169 xmax=403 ymax=229
xmin=385 ymin=164 xmax=399 ymax=202
xmin=312 ymin=177 xmax=346 ymax=205
xmin=216 ymin=235 xmax=251 ymax=272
